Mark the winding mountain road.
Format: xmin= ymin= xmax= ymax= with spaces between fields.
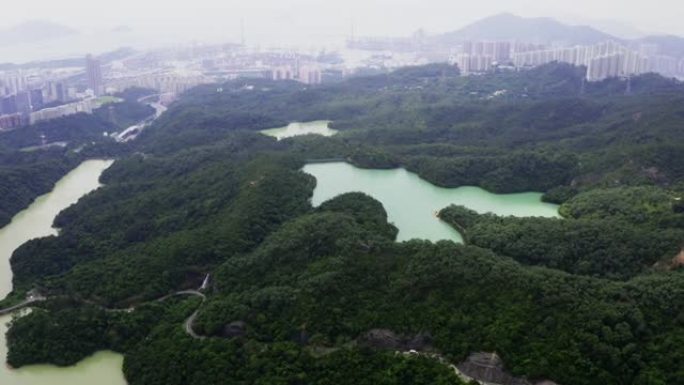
xmin=184 ymin=308 xmax=205 ymax=339
xmin=157 ymin=289 xmax=207 ymax=339
xmin=0 ymin=276 xmax=210 ymax=339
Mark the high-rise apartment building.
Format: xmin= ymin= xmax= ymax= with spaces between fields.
xmin=272 ymin=67 xmax=295 ymax=81
xmin=455 ymin=54 xmax=493 ymax=75
xmin=650 ymin=55 xmax=679 ymax=76
xmin=15 ymin=91 xmax=32 ymax=114
xmin=47 ymin=82 xmax=67 ymax=103
xmin=298 ymin=66 xmax=322 ymax=85
xmin=30 ymin=89 xmax=44 ymax=110
xmin=2 ymin=74 xmax=27 ymax=95
xmin=0 ymin=95 xmax=17 ymax=115
xmin=86 ymin=55 xmax=104 ymax=96
xmin=586 ymin=52 xmax=650 ymax=82
xmin=462 ymin=41 xmax=511 ymax=63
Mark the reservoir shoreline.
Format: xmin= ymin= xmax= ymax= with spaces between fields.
xmin=0 ymin=159 xmax=127 ymax=385
xmin=303 ymin=161 xmax=559 ymax=243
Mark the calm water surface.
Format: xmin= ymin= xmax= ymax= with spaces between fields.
xmin=261 ymin=121 xmax=337 ymax=140
xmin=0 ymin=159 xmax=126 ymax=385
xmin=304 ymin=162 xmax=560 ymax=242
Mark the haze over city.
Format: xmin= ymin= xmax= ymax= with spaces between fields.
xmin=2 ymin=0 xmax=684 ymax=62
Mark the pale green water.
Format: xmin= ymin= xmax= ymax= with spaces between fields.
xmin=0 ymin=160 xmax=114 ymax=298
xmin=261 ymin=121 xmax=337 ymax=140
xmin=303 ymin=162 xmax=560 ymax=243
xmin=0 ymin=320 xmax=126 ymax=385
xmin=0 ymin=159 xmax=126 ymax=385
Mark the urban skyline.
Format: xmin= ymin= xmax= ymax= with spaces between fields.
xmin=2 ymin=10 xmax=684 ymax=131
xmin=2 ymin=0 xmax=683 ymax=37
xmin=1 ymin=1 xmax=684 ymax=62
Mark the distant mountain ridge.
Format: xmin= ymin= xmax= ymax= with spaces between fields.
xmin=437 ymin=13 xmax=617 ymax=46
xmin=633 ymin=35 xmax=684 ymax=58
xmin=0 ymin=20 xmax=78 ymax=46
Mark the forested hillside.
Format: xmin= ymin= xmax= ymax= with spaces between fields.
xmin=0 ymin=149 xmax=79 ymax=227
xmin=137 ymin=63 xmax=684 ymax=193
xmin=0 ymin=99 xmax=154 ymax=227
xmin=2 ymin=63 xmax=684 ymax=385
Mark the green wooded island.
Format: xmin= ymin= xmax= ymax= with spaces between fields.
xmin=0 ymin=64 xmax=683 ymax=385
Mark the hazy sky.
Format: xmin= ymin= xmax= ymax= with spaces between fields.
xmin=1 ymin=0 xmax=683 ymax=50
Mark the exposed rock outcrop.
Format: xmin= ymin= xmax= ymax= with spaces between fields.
xmin=654 ymin=248 xmax=684 ymax=271
xmin=457 ymin=352 xmax=530 ymax=385
xmin=357 ymin=331 xmax=563 ymax=385
xmin=673 ymin=249 xmax=684 ymax=268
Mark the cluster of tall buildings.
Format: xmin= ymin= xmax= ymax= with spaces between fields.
xmin=202 ymin=50 xmax=326 ymax=85
xmin=462 ymin=41 xmax=513 ymax=63
xmin=0 ymin=73 xmax=46 ymax=115
xmin=452 ymin=40 xmax=546 ymax=75
xmin=453 ymin=54 xmax=494 ymax=76
xmin=513 ymin=41 xmax=658 ymax=81
xmin=587 ymin=52 xmax=648 ymax=82
xmin=0 ymin=68 xmax=73 ymax=130
xmin=0 ymin=81 xmax=69 ymax=130
xmin=272 ymin=64 xmax=322 ymax=84
xmin=0 ymin=54 xmax=105 ymax=130
xmin=0 ymin=73 xmax=28 ymax=96
xmin=108 ymin=72 xmax=209 ymax=95
xmin=0 ymin=41 xmax=359 ymax=131
xmin=0 ymin=87 xmax=45 ymax=129
xmin=451 ymin=38 xmax=684 ymax=82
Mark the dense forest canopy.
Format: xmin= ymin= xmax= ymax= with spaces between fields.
xmin=1 ymin=63 xmax=683 ymax=385
xmin=0 ymin=148 xmax=79 ymax=227
xmin=136 ymin=62 xmax=684 ymax=194
xmin=0 ymin=97 xmax=154 ymax=227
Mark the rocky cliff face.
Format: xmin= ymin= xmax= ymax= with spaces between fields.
xmin=360 ymin=332 xmax=562 ymax=385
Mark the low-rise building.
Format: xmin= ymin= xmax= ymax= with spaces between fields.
xmin=0 ymin=113 xmax=26 ymax=131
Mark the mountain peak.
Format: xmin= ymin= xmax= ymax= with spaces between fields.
xmin=0 ymin=20 xmax=78 ymax=46
xmin=439 ymin=13 xmax=618 ymax=46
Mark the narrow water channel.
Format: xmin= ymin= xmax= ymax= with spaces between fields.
xmin=0 ymin=159 xmax=127 ymax=385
